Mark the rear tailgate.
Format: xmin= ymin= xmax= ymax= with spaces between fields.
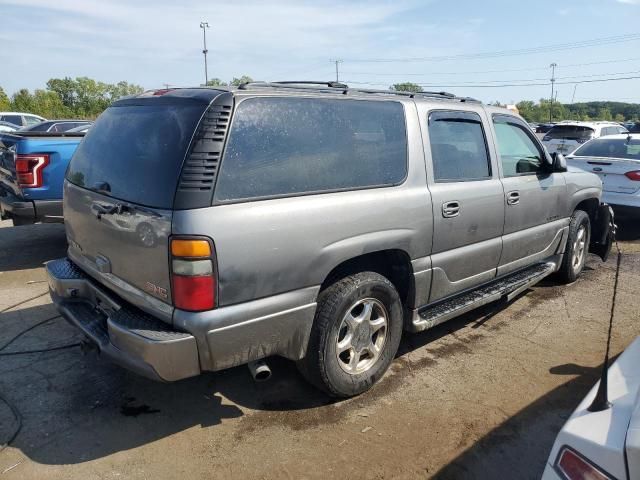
xmin=0 ymin=133 xmax=22 ymax=197
xmin=63 ymin=92 xmax=220 ymax=321
xmin=567 ymin=156 xmax=640 ymax=194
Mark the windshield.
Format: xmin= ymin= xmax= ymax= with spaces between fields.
xmin=66 ymin=103 xmax=206 ymax=208
xmin=572 ymin=137 xmax=640 ymax=160
xmin=545 ymin=125 xmax=595 ymax=140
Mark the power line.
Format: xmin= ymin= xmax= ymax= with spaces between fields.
xmin=342 ymin=68 xmax=640 ymax=87
xmin=344 ymin=74 xmax=640 ymax=89
xmin=343 ymin=33 xmax=640 ymax=63
xmin=340 ymin=56 xmax=640 ymax=77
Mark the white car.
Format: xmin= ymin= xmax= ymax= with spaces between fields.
xmin=542 ymin=336 xmax=640 ymax=480
xmin=566 ymin=134 xmax=640 ymax=217
xmin=543 ymin=121 xmax=628 ymax=155
xmin=0 ymin=112 xmax=46 ymax=128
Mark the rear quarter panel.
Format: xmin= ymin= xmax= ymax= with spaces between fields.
xmin=16 ymin=136 xmax=82 ymax=200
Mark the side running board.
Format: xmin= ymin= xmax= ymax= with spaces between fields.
xmin=409 ymin=262 xmax=556 ymax=333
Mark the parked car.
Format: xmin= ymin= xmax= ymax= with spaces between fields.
xmin=19 ymin=120 xmax=93 ymax=133
xmin=66 ymin=124 xmax=92 ymax=133
xmin=566 ymin=134 xmax=640 ymax=218
xmin=542 ymin=336 xmax=640 ymax=480
xmin=0 ymin=130 xmax=86 ymax=225
xmin=536 ymin=123 xmax=556 ymax=134
xmin=0 ymin=112 xmax=46 ymax=127
xmin=543 ymin=121 xmax=629 ymax=155
xmin=46 ymin=83 xmax=612 ymax=397
xmin=627 ymin=122 xmax=640 ymax=134
xmin=0 ymin=121 xmax=19 ymax=133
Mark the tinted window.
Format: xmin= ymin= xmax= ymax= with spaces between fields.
xmin=428 ymin=111 xmax=491 ymax=182
xmin=2 ymin=115 xmax=22 ymax=126
xmin=24 ymin=116 xmax=42 ymax=125
xmin=573 ymin=137 xmax=640 ymax=160
xmin=545 ymin=125 xmax=594 ymax=140
xmin=214 ymin=97 xmax=407 ymax=202
xmin=493 ymin=116 xmax=544 ymax=176
xmin=67 ymin=104 xmax=206 ymax=208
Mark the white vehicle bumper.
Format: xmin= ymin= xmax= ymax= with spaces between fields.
xmin=602 ymin=190 xmax=640 ymax=211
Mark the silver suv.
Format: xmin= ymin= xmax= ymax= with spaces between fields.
xmin=47 ymin=82 xmax=613 ymax=397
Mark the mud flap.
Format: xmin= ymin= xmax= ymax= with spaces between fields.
xmin=589 ymin=204 xmax=615 ymax=262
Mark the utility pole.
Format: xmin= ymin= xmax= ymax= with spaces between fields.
xmin=549 ymin=62 xmax=557 ymax=123
xmin=200 ymin=21 xmax=210 ymax=86
xmin=330 ymin=59 xmax=343 ymax=82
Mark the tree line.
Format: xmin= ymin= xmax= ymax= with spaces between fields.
xmin=0 ymin=77 xmax=144 ymax=119
xmin=391 ymin=82 xmax=640 ymax=123
xmin=2 ymin=77 xmax=637 ymax=122
xmin=0 ymin=76 xmax=258 ymax=120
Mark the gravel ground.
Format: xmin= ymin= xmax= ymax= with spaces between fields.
xmin=0 ymin=218 xmax=638 ymax=479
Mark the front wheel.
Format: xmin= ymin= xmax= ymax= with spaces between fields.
xmin=297 ymin=272 xmax=403 ymax=398
xmin=556 ymin=210 xmax=590 ymax=284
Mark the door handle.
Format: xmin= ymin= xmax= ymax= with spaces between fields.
xmin=506 ymin=191 xmax=520 ymax=206
xmin=442 ymin=201 xmax=460 ymax=218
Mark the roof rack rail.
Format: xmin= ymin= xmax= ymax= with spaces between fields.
xmin=237 ymin=81 xmax=480 ymax=103
xmin=238 ymin=81 xmax=348 ymax=90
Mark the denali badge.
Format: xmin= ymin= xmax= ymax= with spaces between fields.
xmin=145 ymin=282 xmax=168 ymax=299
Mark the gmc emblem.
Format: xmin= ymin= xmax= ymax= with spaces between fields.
xmin=145 ymin=282 xmax=168 ymax=299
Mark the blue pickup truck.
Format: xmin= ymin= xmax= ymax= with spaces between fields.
xmin=0 ymin=131 xmax=84 ymax=225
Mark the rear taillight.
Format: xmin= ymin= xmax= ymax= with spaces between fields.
xmin=170 ymin=237 xmax=216 ymax=311
xmin=625 ymin=170 xmax=640 ymax=181
xmin=555 ymin=446 xmax=612 ymax=480
xmin=15 ymin=154 xmax=49 ymax=188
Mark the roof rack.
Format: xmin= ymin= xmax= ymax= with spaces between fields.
xmin=237 ymin=81 xmax=480 ymax=103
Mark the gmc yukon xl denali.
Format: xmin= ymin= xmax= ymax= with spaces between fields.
xmin=46 ymin=83 xmax=613 ymax=397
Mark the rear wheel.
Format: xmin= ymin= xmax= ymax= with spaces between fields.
xmin=557 ymin=210 xmax=590 ymax=284
xmin=297 ymin=272 xmax=403 ymax=398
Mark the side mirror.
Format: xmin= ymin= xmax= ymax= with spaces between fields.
xmin=551 ymin=152 xmax=567 ymax=172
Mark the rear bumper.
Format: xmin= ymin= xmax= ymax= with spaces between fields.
xmin=603 ymin=191 xmax=640 ymax=215
xmin=46 ymin=258 xmax=200 ymax=381
xmin=46 ymin=257 xmax=319 ymax=381
xmin=0 ymin=188 xmax=63 ymax=223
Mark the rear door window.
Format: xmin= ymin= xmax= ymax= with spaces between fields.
xmin=427 ymin=110 xmax=491 ymax=182
xmin=214 ymin=97 xmax=407 ymax=202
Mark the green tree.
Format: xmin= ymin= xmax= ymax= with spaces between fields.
xmin=11 ymin=89 xmax=34 ymax=112
xmin=206 ymin=78 xmax=225 ymax=87
xmin=230 ymin=75 xmax=253 ymax=86
xmin=597 ymin=107 xmax=612 ymax=121
xmin=390 ymin=82 xmax=423 ymax=93
xmin=0 ymin=86 xmax=10 ymax=110
xmin=614 ymin=113 xmax=625 ymax=123
xmin=46 ymin=77 xmax=77 ymax=109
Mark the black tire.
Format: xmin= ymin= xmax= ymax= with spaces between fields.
xmin=556 ymin=210 xmax=590 ymax=284
xmin=11 ymin=216 xmax=34 ymax=226
xmin=297 ymin=271 xmax=403 ymax=398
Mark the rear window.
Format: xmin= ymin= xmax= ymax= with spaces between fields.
xmin=545 ymin=125 xmax=594 ymax=140
xmin=67 ymin=104 xmax=206 ymax=208
xmin=573 ymin=137 xmax=640 ymax=160
xmin=2 ymin=115 xmax=22 ymax=126
xmin=214 ymin=97 xmax=407 ymax=202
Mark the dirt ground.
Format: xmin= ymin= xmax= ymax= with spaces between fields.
xmin=0 ymin=218 xmax=639 ymax=480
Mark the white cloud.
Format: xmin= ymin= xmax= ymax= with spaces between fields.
xmin=617 ymin=0 xmax=640 ymax=4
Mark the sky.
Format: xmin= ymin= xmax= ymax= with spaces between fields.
xmin=1 ymin=0 xmax=640 ymax=104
